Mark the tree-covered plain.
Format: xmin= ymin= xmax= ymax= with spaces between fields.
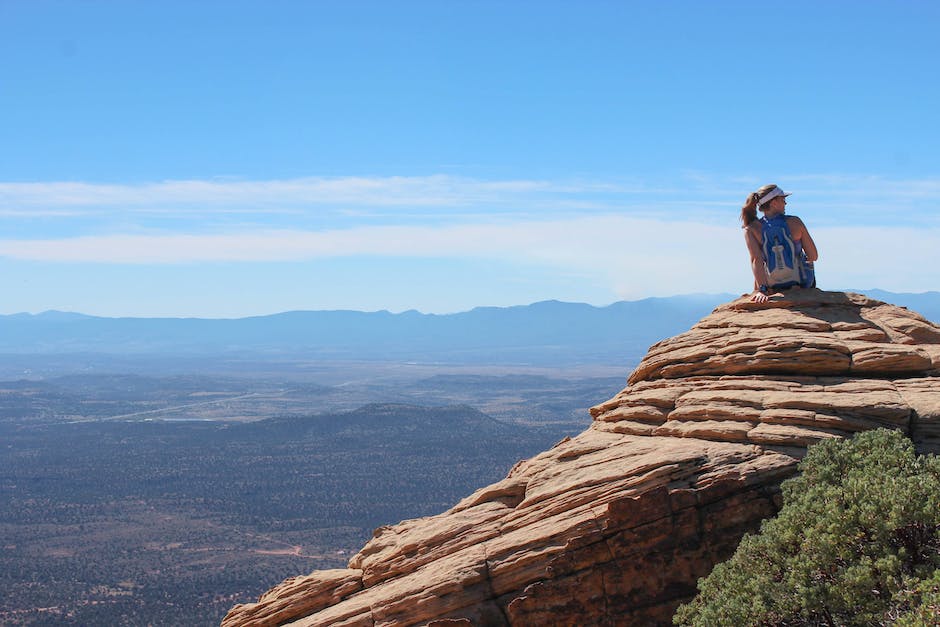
xmin=1 ymin=404 xmax=571 ymax=625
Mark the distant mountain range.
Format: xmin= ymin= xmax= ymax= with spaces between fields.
xmin=1 ymin=290 xmax=937 ymax=365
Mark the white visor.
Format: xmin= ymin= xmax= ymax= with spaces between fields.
xmin=757 ymin=187 xmax=791 ymax=208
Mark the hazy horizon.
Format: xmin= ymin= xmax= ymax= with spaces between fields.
xmin=5 ymin=291 xmax=738 ymax=318
xmin=4 ymin=288 xmax=938 ymax=320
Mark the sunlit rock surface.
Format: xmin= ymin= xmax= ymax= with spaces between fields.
xmin=223 ymin=290 xmax=940 ymax=626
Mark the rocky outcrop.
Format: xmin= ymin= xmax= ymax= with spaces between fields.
xmin=223 ymin=290 xmax=940 ymax=626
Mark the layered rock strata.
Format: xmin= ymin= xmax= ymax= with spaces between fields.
xmin=224 ymin=290 xmax=940 ymax=627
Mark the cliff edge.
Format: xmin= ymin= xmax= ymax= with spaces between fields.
xmin=223 ymin=290 xmax=940 ymax=626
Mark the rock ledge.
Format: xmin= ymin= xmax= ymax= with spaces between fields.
xmin=223 ymin=290 xmax=940 ymax=626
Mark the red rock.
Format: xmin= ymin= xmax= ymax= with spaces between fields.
xmin=223 ymin=290 xmax=940 ymax=626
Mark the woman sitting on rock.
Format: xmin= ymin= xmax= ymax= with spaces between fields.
xmin=741 ymin=184 xmax=818 ymax=303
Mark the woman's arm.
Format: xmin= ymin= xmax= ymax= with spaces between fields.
xmin=744 ymin=225 xmax=771 ymax=302
xmin=787 ymin=216 xmax=818 ymax=262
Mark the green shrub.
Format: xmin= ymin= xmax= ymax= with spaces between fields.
xmin=674 ymin=429 xmax=940 ymax=626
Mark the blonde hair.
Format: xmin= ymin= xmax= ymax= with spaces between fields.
xmin=740 ymin=183 xmax=779 ymax=227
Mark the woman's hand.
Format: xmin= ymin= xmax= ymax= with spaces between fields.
xmin=751 ymin=290 xmax=770 ymax=303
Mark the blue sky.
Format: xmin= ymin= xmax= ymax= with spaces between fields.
xmin=1 ymin=1 xmax=938 ymax=317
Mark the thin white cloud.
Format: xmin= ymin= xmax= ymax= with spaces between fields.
xmin=0 ymin=216 xmax=724 ymax=262
xmin=2 ymin=173 xmax=938 ymax=227
xmin=673 ymin=172 xmax=940 ymax=223
xmin=0 ymin=175 xmax=632 ymax=215
xmin=1 ymin=172 xmax=938 ymax=306
xmin=2 ymin=216 xmax=935 ymax=298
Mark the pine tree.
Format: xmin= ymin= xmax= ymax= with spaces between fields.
xmin=674 ymin=429 xmax=940 ymax=626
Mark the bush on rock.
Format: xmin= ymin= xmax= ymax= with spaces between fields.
xmin=674 ymin=429 xmax=940 ymax=626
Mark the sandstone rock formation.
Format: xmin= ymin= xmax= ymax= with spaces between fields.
xmin=223 ymin=290 xmax=940 ymax=627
